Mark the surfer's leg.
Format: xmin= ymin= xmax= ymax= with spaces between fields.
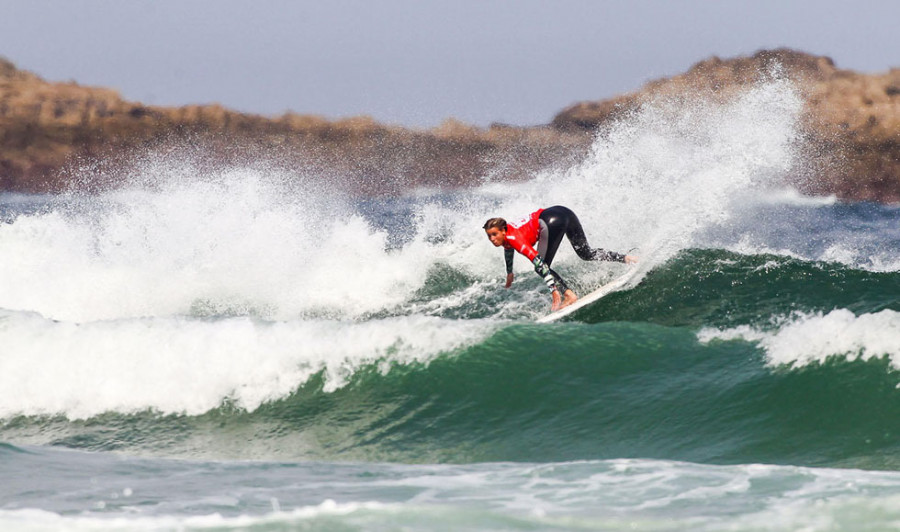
xmin=538 ymin=207 xmax=574 ymax=296
xmin=537 ymin=209 xmax=568 ymax=265
xmin=561 ymin=209 xmax=628 ymax=263
xmin=540 ymin=206 xmax=599 ymax=260
xmin=557 ymin=209 xmax=600 ymax=261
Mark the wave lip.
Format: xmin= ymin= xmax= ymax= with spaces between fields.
xmin=699 ymin=309 xmax=900 ymax=368
xmin=0 ymin=310 xmax=496 ymax=419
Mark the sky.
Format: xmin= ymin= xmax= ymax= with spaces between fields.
xmin=0 ymin=0 xmax=897 ymax=128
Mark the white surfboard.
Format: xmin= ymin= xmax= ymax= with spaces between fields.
xmin=536 ymin=268 xmax=638 ymax=323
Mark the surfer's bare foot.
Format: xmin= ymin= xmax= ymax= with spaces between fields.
xmin=560 ymin=289 xmax=578 ymax=309
xmin=551 ymin=290 xmax=562 ymax=311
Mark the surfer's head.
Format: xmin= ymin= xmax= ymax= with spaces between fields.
xmin=483 ymin=218 xmax=507 ymax=247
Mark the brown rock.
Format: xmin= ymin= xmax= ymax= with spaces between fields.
xmin=0 ymin=56 xmax=589 ymax=196
xmin=1 ymin=50 xmax=899 ymax=202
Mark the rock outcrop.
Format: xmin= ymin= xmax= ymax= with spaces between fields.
xmin=1 ymin=49 xmax=898 ymax=201
xmin=0 ymin=57 xmax=585 ymax=195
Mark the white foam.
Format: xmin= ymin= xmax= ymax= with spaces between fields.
xmin=0 ymin=310 xmax=496 ymax=419
xmin=698 ymin=309 xmax=900 ymax=368
xmin=0 ymin=500 xmax=392 ymax=532
xmin=0 ymin=169 xmax=436 ymax=322
xmin=4 ymin=458 xmax=900 ymax=531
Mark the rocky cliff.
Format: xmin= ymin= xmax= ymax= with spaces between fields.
xmin=1 ymin=49 xmax=898 ymax=201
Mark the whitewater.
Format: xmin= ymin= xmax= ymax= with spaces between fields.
xmin=3 ymin=77 xmax=900 ymax=531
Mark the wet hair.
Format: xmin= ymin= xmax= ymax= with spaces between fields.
xmin=483 ymin=217 xmax=507 ymax=231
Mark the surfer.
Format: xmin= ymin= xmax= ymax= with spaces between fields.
xmin=483 ymin=206 xmax=637 ymax=311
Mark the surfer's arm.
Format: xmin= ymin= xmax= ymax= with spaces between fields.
xmin=533 ymin=256 xmax=575 ymax=311
xmin=508 ymin=237 xmax=570 ymax=292
xmin=504 ymin=248 xmax=514 ymax=273
xmin=514 ymin=241 xmax=561 ymax=291
xmin=532 ymin=256 xmax=569 ymax=294
xmin=503 ymin=248 xmax=515 ymax=287
xmin=504 ymin=236 xmax=540 ymax=289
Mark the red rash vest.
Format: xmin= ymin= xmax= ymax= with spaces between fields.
xmin=503 ymin=208 xmax=544 ymax=262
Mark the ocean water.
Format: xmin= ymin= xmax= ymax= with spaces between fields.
xmin=3 ymin=79 xmax=900 ymax=531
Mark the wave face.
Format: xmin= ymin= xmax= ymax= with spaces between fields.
xmin=2 ymin=78 xmax=900 ymax=529
xmin=3 ymin=250 xmax=899 ymax=470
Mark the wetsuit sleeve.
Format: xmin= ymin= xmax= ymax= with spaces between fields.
xmin=504 ymin=248 xmax=514 ymax=274
xmin=532 ymin=256 xmax=569 ymax=293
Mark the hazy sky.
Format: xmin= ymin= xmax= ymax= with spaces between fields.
xmin=1 ymin=1 xmax=897 ymax=128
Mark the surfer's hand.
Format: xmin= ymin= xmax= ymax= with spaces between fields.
xmin=505 ymin=273 xmax=514 ymax=288
xmin=550 ymin=289 xmax=562 ymax=311
xmin=624 ymin=255 xmax=638 ymax=264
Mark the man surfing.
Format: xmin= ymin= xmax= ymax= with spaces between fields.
xmin=483 ymin=205 xmax=637 ymax=311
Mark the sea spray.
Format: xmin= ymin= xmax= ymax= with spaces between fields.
xmin=0 ymin=169 xmax=439 ymax=322
xmin=466 ymin=77 xmax=805 ymax=289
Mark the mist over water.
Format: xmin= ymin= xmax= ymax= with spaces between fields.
xmin=3 ymin=77 xmax=900 ymax=530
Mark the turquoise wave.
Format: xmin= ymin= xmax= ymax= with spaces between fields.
xmin=4 ymin=250 xmax=899 ymax=469
xmin=580 ymin=248 xmax=900 ymax=327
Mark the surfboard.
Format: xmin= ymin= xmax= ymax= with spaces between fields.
xmin=536 ymin=268 xmax=638 ymax=323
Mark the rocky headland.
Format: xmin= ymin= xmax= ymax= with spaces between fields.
xmin=1 ymin=49 xmax=898 ymax=201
